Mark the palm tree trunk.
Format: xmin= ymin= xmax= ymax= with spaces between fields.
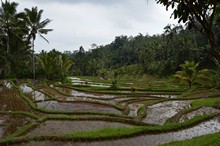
xmin=7 ymin=34 xmax=10 ymax=53
xmin=32 ymin=38 xmax=35 ymax=79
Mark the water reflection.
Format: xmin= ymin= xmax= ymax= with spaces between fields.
xmin=20 ymin=84 xmax=33 ymax=93
xmin=37 ymin=100 xmax=122 ymax=114
xmin=26 ymin=120 xmax=132 ymax=137
xmin=143 ymin=100 xmax=192 ymax=125
xmin=54 ymin=87 xmax=115 ymax=99
xmin=69 ymin=77 xmax=111 ymax=87
xmin=128 ymin=104 xmax=144 ymax=117
xmin=74 ymin=117 xmax=220 ymax=146
xmin=151 ymin=94 xmax=178 ymax=98
xmin=1 ymin=80 xmax=13 ymax=89
xmin=13 ymin=117 xmax=220 ymax=146
xmin=20 ymin=84 xmax=51 ymax=101
xmin=180 ymin=106 xmax=220 ymax=122
xmin=32 ymin=91 xmax=50 ymax=101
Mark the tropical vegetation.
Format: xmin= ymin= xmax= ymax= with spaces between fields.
xmin=0 ymin=0 xmax=220 ymax=86
xmin=0 ymin=0 xmax=220 ymax=146
xmin=174 ymin=61 xmax=209 ymax=88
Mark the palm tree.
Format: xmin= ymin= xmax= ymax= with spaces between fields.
xmin=174 ymin=61 xmax=208 ymax=88
xmin=0 ymin=0 xmax=31 ymax=78
xmin=37 ymin=50 xmax=56 ymax=80
xmin=0 ymin=0 xmax=17 ymax=53
xmin=37 ymin=50 xmax=73 ymax=81
xmin=24 ymin=7 xmax=52 ymax=79
xmin=56 ymin=54 xmax=73 ymax=80
xmin=0 ymin=0 xmax=26 ymax=53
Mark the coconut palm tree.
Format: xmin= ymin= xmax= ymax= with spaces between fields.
xmin=37 ymin=50 xmax=56 ymax=80
xmin=24 ymin=6 xmax=52 ymax=79
xmin=0 ymin=0 xmax=18 ymax=53
xmin=174 ymin=61 xmax=209 ymax=88
xmin=0 ymin=0 xmax=31 ymax=78
xmin=0 ymin=0 xmax=26 ymax=53
xmin=56 ymin=54 xmax=73 ymax=80
xmin=37 ymin=50 xmax=73 ymax=81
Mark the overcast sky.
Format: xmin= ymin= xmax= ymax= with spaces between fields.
xmin=13 ymin=0 xmax=178 ymax=53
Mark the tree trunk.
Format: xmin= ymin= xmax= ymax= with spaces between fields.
xmin=209 ymin=35 xmax=220 ymax=61
xmin=204 ymin=28 xmax=220 ymax=61
xmin=32 ymin=38 xmax=35 ymax=79
xmin=188 ymin=81 xmax=192 ymax=89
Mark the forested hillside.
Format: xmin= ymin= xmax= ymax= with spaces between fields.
xmin=0 ymin=0 xmax=219 ymax=81
xmin=69 ymin=24 xmax=220 ymax=77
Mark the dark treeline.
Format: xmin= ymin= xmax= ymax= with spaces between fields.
xmin=69 ymin=24 xmax=220 ymax=77
xmin=0 ymin=0 xmax=54 ymax=79
xmin=0 ymin=0 xmax=220 ymax=81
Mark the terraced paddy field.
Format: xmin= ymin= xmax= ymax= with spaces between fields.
xmin=0 ymin=78 xmax=220 ymax=146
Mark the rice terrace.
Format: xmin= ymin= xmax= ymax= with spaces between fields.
xmin=1 ymin=0 xmax=220 ymax=146
xmin=0 ymin=76 xmax=220 ymax=146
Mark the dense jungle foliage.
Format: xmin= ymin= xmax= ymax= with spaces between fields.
xmin=70 ymin=25 xmax=220 ymax=77
xmin=0 ymin=0 xmax=220 ymax=83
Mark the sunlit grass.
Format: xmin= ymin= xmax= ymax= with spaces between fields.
xmin=191 ymin=98 xmax=220 ymax=108
xmin=160 ymin=131 xmax=220 ymax=146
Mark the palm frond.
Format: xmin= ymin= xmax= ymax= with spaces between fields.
xmin=38 ymin=33 xmax=49 ymax=43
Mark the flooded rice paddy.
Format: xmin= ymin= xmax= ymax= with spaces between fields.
xmin=54 ymin=86 xmax=115 ymax=99
xmin=69 ymin=77 xmax=111 ymax=87
xmin=180 ymin=106 xmax=220 ymax=122
xmin=143 ymin=100 xmax=192 ymax=125
xmin=20 ymin=84 xmax=51 ymax=101
xmin=0 ymin=115 xmax=34 ymax=139
xmin=13 ymin=117 xmax=220 ymax=146
xmin=26 ymin=120 xmax=133 ymax=137
xmin=74 ymin=117 xmax=220 ymax=146
xmin=128 ymin=103 xmax=144 ymax=117
xmin=1 ymin=79 xmax=220 ymax=146
xmin=36 ymin=100 xmax=122 ymax=114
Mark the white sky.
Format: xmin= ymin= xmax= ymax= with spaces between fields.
xmin=13 ymin=0 xmax=178 ymax=53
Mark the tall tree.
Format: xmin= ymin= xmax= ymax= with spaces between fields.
xmin=0 ymin=0 xmax=26 ymax=53
xmin=0 ymin=0 xmax=31 ymax=78
xmin=24 ymin=7 xmax=52 ymax=79
xmin=155 ymin=0 xmax=220 ymax=61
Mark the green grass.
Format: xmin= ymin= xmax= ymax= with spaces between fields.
xmin=67 ymin=115 xmax=215 ymax=140
xmin=75 ymin=76 xmax=112 ymax=84
xmin=191 ymin=98 xmax=220 ymax=108
xmin=64 ymin=115 xmax=215 ymax=141
xmin=0 ymin=122 xmax=41 ymax=144
xmin=67 ymin=85 xmax=184 ymax=96
xmin=165 ymin=106 xmax=202 ymax=123
xmin=160 ymin=131 xmax=220 ymax=146
xmin=73 ymin=75 xmax=188 ymax=91
xmin=0 ymin=111 xmax=41 ymax=119
xmin=1 ymin=78 xmax=219 ymax=145
xmin=68 ymin=126 xmax=145 ymax=139
xmin=0 ymin=114 xmax=215 ymax=145
xmin=180 ymin=87 xmax=220 ymax=99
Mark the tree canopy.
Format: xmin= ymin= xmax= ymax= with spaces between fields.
xmin=156 ymin=0 xmax=220 ymax=60
xmin=0 ymin=0 xmax=219 ymax=85
xmin=0 ymin=0 xmax=74 ymax=81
